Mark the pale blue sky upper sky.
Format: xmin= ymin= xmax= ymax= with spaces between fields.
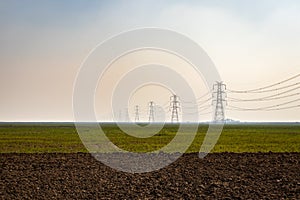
xmin=0 ymin=0 xmax=299 ymax=121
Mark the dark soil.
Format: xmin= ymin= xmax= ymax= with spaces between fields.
xmin=1 ymin=153 xmax=299 ymax=199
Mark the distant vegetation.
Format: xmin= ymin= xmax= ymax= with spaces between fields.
xmin=0 ymin=123 xmax=299 ymax=153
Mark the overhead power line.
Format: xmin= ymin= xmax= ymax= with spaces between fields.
xmin=228 ymin=104 xmax=300 ymax=111
xmin=197 ymin=97 xmax=213 ymax=104
xmin=227 ymin=73 xmax=300 ymax=93
xmin=198 ymin=105 xmax=212 ymax=112
xmin=183 ymin=111 xmax=213 ymax=115
xmin=227 ymin=87 xmax=300 ymax=102
xmin=196 ymin=91 xmax=211 ymax=101
xmin=262 ymin=104 xmax=300 ymax=111
xmin=227 ymin=98 xmax=300 ymax=111
xmin=228 ymin=82 xmax=300 ymax=94
xmin=120 ymin=73 xmax=299 ymax=122
xmin=228 ymin=92 xmax=300 ymax=102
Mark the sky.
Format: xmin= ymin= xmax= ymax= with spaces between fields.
xmin=0 ymin=0 xmax=299 ymax=122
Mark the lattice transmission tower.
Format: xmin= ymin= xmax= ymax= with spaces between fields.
xmin=148 ymin=101 xmax=155 ymax=122
xmin=134 ymin=105 xmax=140 ymax=122
xmin=170 ymin=94 xmax=181 ymax=123
xmin=212 ymin=82 xmax=227 ymax=122
xmin=124 ymin=107 xmax=130 ymax=122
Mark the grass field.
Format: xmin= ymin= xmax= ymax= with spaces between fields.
xmin=0 ymin=123 xmax=299 ymax=153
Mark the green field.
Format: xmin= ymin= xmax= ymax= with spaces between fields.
xmin=0 ymin=123 xmax=299 ymax=153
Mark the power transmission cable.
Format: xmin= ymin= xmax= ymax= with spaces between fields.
xmin=263 ymin=104 xmax=300 ymax=111
xmin=227 ymin=88 xmax=300 ymax=102
xmin=197 ymin=97 xmax=213 ymax=104
xmin=181 ymin=95 xmax=212 ymax=104
xmin=228 ymin=104 xmax=300 ymax=111
xmin=227 ymin=73 xmax=300 ymax=93
xmin=228 ymin=82 xmax=300 ymax=94
xmin=196 ymin=91 xmax=212 ymax=101
xmin=198 ymin=104 xmax=212 ymax=110
xmin=183 ymin=109 xmax=213 ymax=115
xmin=227 ymin=98 xmax=300 ymax=111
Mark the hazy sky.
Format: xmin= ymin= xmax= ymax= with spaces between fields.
xmin=0 ymin=0 xmax=299 ymax=122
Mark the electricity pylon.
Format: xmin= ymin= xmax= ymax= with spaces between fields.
xmin=118 ymin=109 xmax=122 ymax=122
xmin=124 ymin=107 xmax=130 ymax=122
xmin=170 ymin=94 xmax=180 ymax=123
xmin=134 ymin=105 xmax=140 ymax=122
xmin=148 ymin=101 xmax=155 ymax=122
xmin=212 ymin=82 xmax=227 ymax=122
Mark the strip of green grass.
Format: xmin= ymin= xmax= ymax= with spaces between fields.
xmin=0 ymin=123 xmax=299 ymax=153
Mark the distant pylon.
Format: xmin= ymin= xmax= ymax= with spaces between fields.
xmin=212 ymin=82 xmax=226 ymax=122
xmin=134 ymin=105 xmax=140 ymax=122
xmin=148 ymin=101 xmax=155 ymax=122
xmin=118 ymin=109 xmax=122 ymax=122
xmin=170 ymin=94 xmax=180 ymax=123
xmin=124 ymin=107 xmax=130 ymax=122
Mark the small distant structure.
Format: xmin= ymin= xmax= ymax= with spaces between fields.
xmin=170 ymin=94 xmax=180 ymax=123
xmin=148 ymin=101 xmax=155 ymax=122
xmin=134 ymin=105 xmax=140 ymax=122
xmin=224 ymin=118 xmax=240 ymax=124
